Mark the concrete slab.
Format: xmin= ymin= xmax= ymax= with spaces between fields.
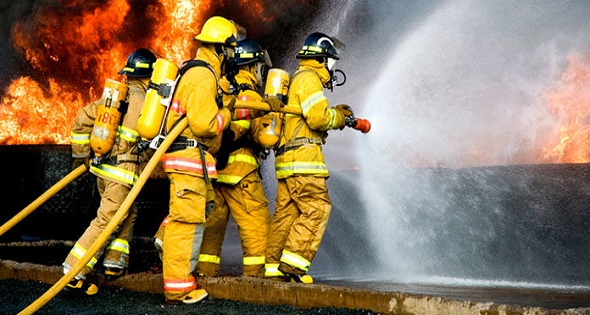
xmin=2 ymin=259 xmax=589 ymax=315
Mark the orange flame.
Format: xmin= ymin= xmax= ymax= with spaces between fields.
xmin=541 ymin=54 xmax=590 ymax=163
xmin=0 ymin=77 xmax=83 ymax=144
xmin=11 ymin=1 xmax=130 ymax=88
xmin=153 ymin=0 xmax=209 ymax=63
xmin=0 ymin=0 xmax=209 ymax=145
xmin=0 ymin=0 xmax=315 ymax=145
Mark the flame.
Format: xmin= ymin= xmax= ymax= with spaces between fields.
xmin=11 ymin=1 xmax=130 ymax=87
xmin=1 ymin=0 xmax=209 ymax=145
xmin=153 ymin=0 xmax=210 ymax=63
xmin=541 ymin=54 xmax=590 ymax=163
xmin=0 ymin=0 xmax=316 ymax=145
xmin=0 ymin=77 xmax=83 ymax=144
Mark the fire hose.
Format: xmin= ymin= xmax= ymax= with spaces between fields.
xmin=236 ymin=102 xmax=371 ymax=133
xmin=0 ymin=164 xmax=88 ymax=238
xmin=18 ymin=117 xmax=188 ymax=315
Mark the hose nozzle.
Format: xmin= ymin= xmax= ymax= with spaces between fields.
xmin=345 ymin=115 xmax=371 ymax=133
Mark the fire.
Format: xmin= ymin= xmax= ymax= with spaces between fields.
xmin=541 ymin=54 xmax=590 ymax=163
xmin=1 ymin=0 xmax=209 ymax=145
xmin=11 ymin=1 xmax=131 ymax=88
xmin=0 ymin=77 xmax=83 ymax=144
xmin=0 ymin=0 xmax=317 ymax=145
xmin=153 ymin=0 xmax=208 ymax=64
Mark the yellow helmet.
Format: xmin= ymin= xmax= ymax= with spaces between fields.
xmin=194 ymin=16 xmax=239 ymax=46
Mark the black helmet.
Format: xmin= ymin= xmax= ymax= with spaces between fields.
xmin=118 ymin=48 xmax=157 ymax=78
xmin=296 ymin=32 xmax=339 ymax=60
xmin=235 ymin=39 xmax=272 ymax=67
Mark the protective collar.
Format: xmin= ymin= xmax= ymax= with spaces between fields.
xmin=298 ymin=59 xmax=331 ymax=85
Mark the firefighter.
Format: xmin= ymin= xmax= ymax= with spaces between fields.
xmin=63 ymin=48 xmax=157 ymax=295
xmin=195 ymin=39 xmax=275 ymax=278
xmin=158 ymin=16 xmax=241 ymax=305
xmin=264 ymin=32 xmax=353 ymax=283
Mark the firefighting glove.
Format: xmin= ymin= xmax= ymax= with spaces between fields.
xmin=72 ymin=157 xmax=90 ymax=170
xmin=334 ymin=104 xmax=354 ymax=117
xmin=137 ymin=140 xmax=151 ymax=152
xmin=263 ymin=96 xmax=284 ymax=112
xmin=331 ymin=105 xmax=351 ymax=130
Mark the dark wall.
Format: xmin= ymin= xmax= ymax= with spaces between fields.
xmin=2 ymin=145 xmax=590 ymax=284
xmin=0 ymin=145 xmax=169 ymax=241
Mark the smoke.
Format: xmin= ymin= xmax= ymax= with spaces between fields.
xmin=0 ymin=0 xmax=35 ymax=92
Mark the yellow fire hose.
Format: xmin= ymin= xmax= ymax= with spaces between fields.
xmin=0 ymin=164 xmax=88 ymax=238
xmin=235 ymin=102 xmax=302 ymax=115
xmin=235 ymin=102 xmax=371 ymax=133
xmin=18 ymin=117 xmax=188 ymax=315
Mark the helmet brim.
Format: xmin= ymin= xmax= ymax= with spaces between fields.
xmin=296 ymin=53 xmax=339 ymax=60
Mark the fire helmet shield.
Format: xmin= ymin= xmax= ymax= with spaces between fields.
xmin=232 ymin=21 xmax=247 ymax=42
xmin=261 ymin=49 xmax=272 ymax=68
xmin=254 ymin=61 xmax=269 ymax=88
xmin=194 ymin=16 xmax=239 ymax=46
xmin=234 ymin=39 xmax=271 ymax=67
xmin=118 ymin=48 xmax=157 ymax=78
xmin=296 ymin=32 xmax=341 ymax=60
xmin=326 ymin=57 xmax=336 ymax=71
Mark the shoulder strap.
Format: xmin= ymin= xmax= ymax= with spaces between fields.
xmin=237 ymin=83 xmax=255 ymax=93
xmin=284 ymin=68 xmax=313 ymax=142
xmin=288 ymin=68 xmax=313 ymax=89
xmin=178 ymin=59 xmax=213 ymax=76
xmin=284 ymin=68 xmax=326 ymax=145
xmin=175 ymin=59 xmax=222 ymax=107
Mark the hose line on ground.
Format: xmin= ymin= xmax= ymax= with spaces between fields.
xmin=18 ymin=117 xmax=188 ymax=315
xmin=0 ymin=164 xmax=88 ymax=238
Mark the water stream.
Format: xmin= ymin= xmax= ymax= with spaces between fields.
xmin=309 ymin=0 xmax=590 ymax=289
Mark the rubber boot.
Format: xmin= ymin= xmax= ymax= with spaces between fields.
xmin=66 ymin=278 xmax=99 ymax=295
xmin=165 ymin=288 xmax=208 ymax=305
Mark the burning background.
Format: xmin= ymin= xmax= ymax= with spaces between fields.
xmin=0 ymin=0 xmax=323 ymax=144
xmin=3 ymin=0 xmax=590 ymax=166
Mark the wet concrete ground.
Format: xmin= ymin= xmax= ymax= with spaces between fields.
xmin=0 ymin=278 xmax=375 ymax=315
xmin=321 ymin=280 xmax=590 ymax=310
xmin=3 ymin=240 xmax=590 ymax=314
xmin=3 ymin=258 xmax=590 ymax=315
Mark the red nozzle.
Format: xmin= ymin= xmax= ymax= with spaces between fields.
xmin=353 ymin=118 xmax=371 ymax=133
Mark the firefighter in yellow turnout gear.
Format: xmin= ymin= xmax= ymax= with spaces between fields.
xmin=265 ymin=33 xmax=353 ymax=283
xmin=196 ymin=39 xmax=276 ymax=277
xmin=63 ymin=48 xmax=157 ymax=295
xmin=158 ymin=16 xmax=241 ymax=305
